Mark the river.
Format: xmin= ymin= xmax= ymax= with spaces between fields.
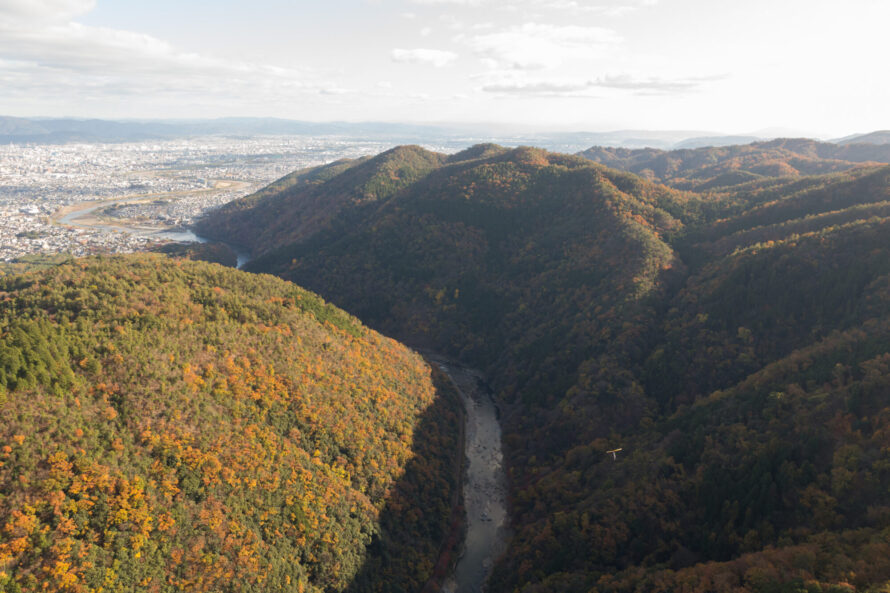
xmin=435 ymin=361 xmax=511 ymax=593
xmin=55 ymin=198 xmax=251 ymax=268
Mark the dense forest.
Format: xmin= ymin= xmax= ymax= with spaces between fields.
xmin=578 ymin=138 xmax=890 ymax=191
xmin=195 ymin=141 xmax=890 ymax=592
xmin=0 ymin=255 xmax=462 ymax=593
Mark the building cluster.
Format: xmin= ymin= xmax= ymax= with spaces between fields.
xmin=0 ymin=136 xmax=406 ymax=262
xmin=0 ymin=207 xmax=164 ymax=260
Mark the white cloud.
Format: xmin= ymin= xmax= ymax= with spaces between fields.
xmin=391 ymin=48 xmax=459 ymax=67
xmin=420 ymin=26 xmax=433 ymax=36
xmin=529 ymin=0 xmax=660 ymax=15
xmin=409 ymin=0 xmax=488 ymax=5
xmin=464 ymin=23 xmax=621 ymax=70
xmin=405 ymin=0 xmax=659 ymax=15
xmin=595 ymin=73 xmax=722 ymax=92
xmin=479 ymin=72 xmax=720 ymax=96
xmin=483 ymin=78 xmax=594 ymax=95
xmin=0 ymin=2 xmax=345 ymax=112
xmin=0 ymin=0 xmax=96 ymax=23
xmin=319 ymin=87 xmax=354 ymax=95
xmin=0 ymin=20 xmax=304 ymax=81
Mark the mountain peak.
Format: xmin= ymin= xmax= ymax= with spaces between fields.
xmin=447 ymin=143 xmax=510 ymax=163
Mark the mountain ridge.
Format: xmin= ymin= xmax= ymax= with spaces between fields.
xmin=7 ymin=115 xmax=884 ymax=150
xmin=577 ymin=138 xmax=890 ymax=191
xmin=196 ymin=144 xmax=890 ymax=592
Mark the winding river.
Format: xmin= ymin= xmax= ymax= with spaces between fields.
xmin=57 ymin=196 xmax=510 ymax=590
xmin=435 ymin=361 xmax=511 ymax=593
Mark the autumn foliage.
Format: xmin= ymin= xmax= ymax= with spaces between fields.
xmin=0 ymin=255 xmax=460 ymax=593
xmin=197 ymin=143 xmax=890 ymax=593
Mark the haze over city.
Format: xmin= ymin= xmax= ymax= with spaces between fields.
xmin=1 ymin=0 xmax=888 ymax=136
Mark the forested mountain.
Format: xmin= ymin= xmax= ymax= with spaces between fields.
xmin=0 ymin=255 xmax=461 ymax=593
xmin=197 ymin=144 xmax=890 ymax=592
xmin=202 ymin=144 xmax=691 ymax=421
xmin=578 ymin=139 xmax=890 ymax=191
xmin=510 ymin=164 xmax=890 ymax=592
xmin=196 ymin=145 xmax=449 ymax=256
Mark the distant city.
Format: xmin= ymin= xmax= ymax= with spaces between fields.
xmin=0 ymin=136 xmax=450 ymax=262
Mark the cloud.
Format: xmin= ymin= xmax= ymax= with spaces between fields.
xmin=482 ymin=79 xmax=594 ymax=95
xmin=0 ymin=2 xmax=355 ymax=114
xmin=0 ymin=20 xmax=306 ymax=82
xmin=406 ymin=0 xmax=659 ymax=15
xmin=319 ymin=87 xmax=354 ymax=95
xmin=595 ymin=74 xmax=720 ymax=93
xmin=480 ymin=73 xmax=721 ymax=96
xmin=391 ymin=48 xmax=459 ymax=67
xmin=0 ymin=0 xmax=95 ymax=23
xmin=530 ymin=0 xmax=659 ymax=15
xmin=409 ymin=0 xmax=488 ymax=5
xmin=464 ymin=23 xmax=621 ymax=70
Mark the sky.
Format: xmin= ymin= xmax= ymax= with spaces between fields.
xmin=0 ymin=0 xmax=887 ymax=136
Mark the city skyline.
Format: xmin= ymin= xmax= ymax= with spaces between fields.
xmin=0 ymin=0 xmax=888 ymax=136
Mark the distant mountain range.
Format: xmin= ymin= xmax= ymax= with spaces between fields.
xmin=0 ymin=116 xmax=712 ymax=149
xmin=0 ymin=115 xmax=456 ymax=145
xmin=578 ymin=138 xmax=890 ymax=190
xmin=3 ymin=114 xmax=888 ymax=151
xmin=834 ymin=130 xmax=890 ymax=145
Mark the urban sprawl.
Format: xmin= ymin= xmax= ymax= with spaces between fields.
xmin=0 ymin=136 xmax=409 ymax=262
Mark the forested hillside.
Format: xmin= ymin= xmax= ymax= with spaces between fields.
xmin=0 ymin=255 xmax=461 ymax=593
xmin=494 ymin=164 xmax=890 ymax=592
xmin=195 ymin=146 xmax=448 ymax=256
xmin=197 ymin=143 xmax=890 ymax=592
xmin=578 ymin=139 xmax=890 ymax=191
xmin=234 ymin=144 xmax=690 ymax=420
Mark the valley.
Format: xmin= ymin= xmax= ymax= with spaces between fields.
xmin=2 ymin=0 xmax=888 ymax=591
xmin=196 ymin=140 xmax=890 ymax=592
xmin=5 ymin=137 xmax=890 ymax=592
